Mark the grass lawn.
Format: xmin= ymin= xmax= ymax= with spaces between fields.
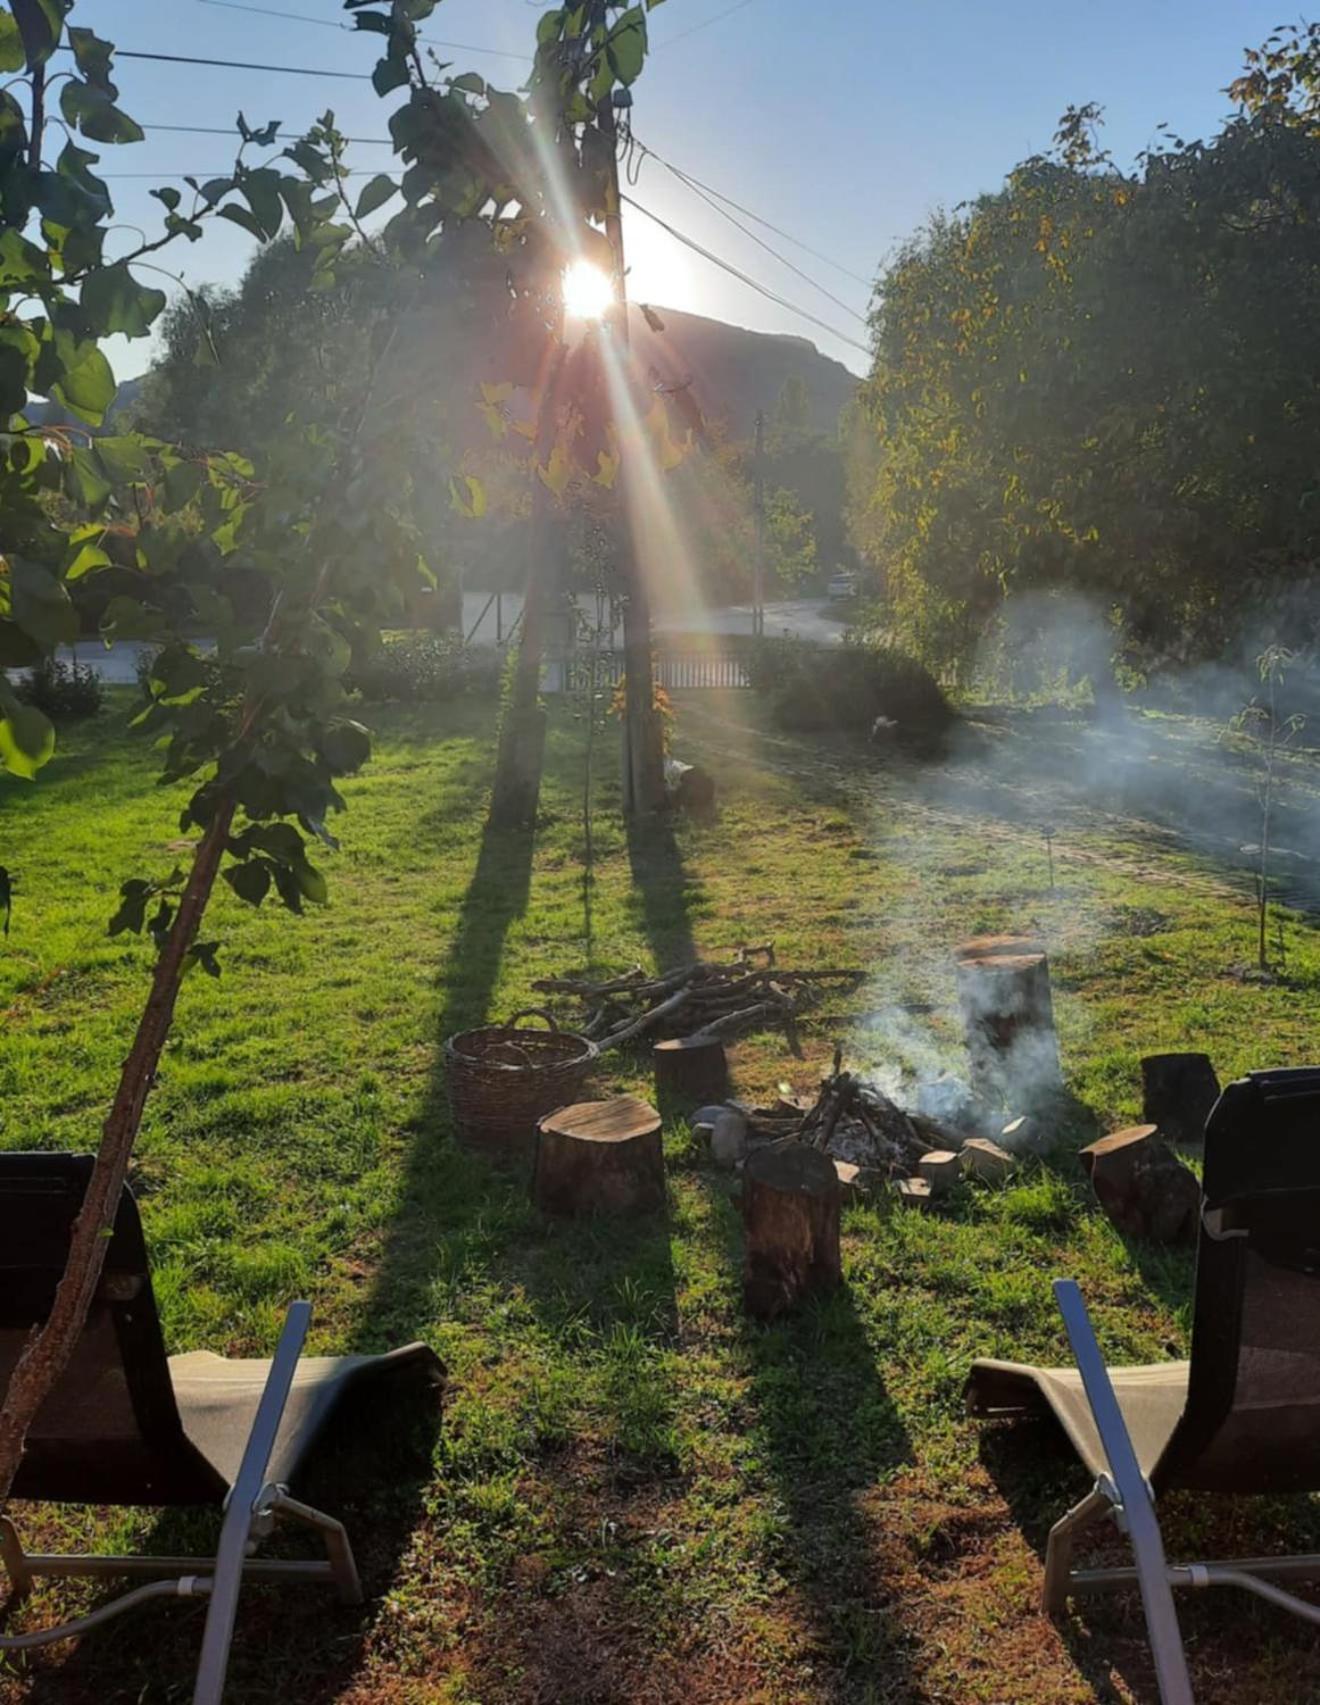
xmin=3 ymin=688 xmax=1320 ymax=1703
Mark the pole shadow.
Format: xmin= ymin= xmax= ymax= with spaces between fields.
xmin=625 ymin=810 xmax=701 ymax=971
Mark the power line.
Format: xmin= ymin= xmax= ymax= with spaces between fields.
xmin=621 ymin=193 xmax=873 ymax=356
xmin=194 ymin=0 xmax=531 ymax=63
xmin=56 ymin=43 xmax=370 ymax=80
xmin=635 ymin=139 xmax=875 ymax=290
xmin=636 ymin=143 xmax=868 ymax=324
xmin=656 ymin=0 xmax=760 ymax=48
xmin=141 ymin=121 xmax=389 ymax=143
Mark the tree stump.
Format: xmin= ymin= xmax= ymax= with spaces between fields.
xmin=741 ymin=1143 xmax=841 ymax=1320
xmin=954 ymin=935 xmax=1062 ymax=1110
xmin=533 ymin=1096 xmax=665 ymax=1217
xmin=1080 ymin=1125 xmax=1200 ymax=1244
xmin=1141 ymin=1053 xmax=1220 ymax=1146
xmin=653 ymin=1034 xmax=728 ymax=1114
xmin=664 ymin=755 xmax=716 ymax=816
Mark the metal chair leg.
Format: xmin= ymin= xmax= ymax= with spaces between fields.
xmin=272 ymin=1492 xmax=363 ymax=1604
xmin=1043 ymin=1485 xmax=1111 ymax=1617
xmin=0 ymin=1517 xmax=33 ymax=1599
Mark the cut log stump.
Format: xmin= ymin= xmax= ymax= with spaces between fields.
xmin=742 ymin=1143 xmax=841 ymax=1320
xmin=653 ymin=1034 xmax=728 ymax=1114
xmin=954 ymin=935 xmax=1062 ymax=1110
xmin=1080 ymin=1124 xmax=1200 ymax=1244
xmin=1141 ymin=1053 xmax=1220 ymax=1146
xmin=534 ymin=1095 xmax=665 ymax=1217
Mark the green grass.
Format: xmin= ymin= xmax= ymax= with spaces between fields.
xmin=4 ymin=690 xmax=1320 ymax=1702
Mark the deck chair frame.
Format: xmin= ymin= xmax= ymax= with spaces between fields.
xmin=1046 ymin=1279 xmax=1320 ymax=1705
xmin=0 ymin=1301 xmax=362 ymax=1705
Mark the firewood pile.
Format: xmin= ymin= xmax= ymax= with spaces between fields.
xmin=532 ymin=946 xmax=864 ymax=1056
xmin=733 ymin=1048 xmax=935 ymax=1178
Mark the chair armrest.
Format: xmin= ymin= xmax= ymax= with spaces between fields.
xmin=1053 ymin=1280 xmax=1195 ymax=1705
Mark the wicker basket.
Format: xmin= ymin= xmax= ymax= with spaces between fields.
xmin=444 ymin=1008 xmax=597 ymax=1159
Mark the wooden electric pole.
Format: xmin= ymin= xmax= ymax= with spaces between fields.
xmin=752 ymin=407 xmax=765 ymax=637
xmin=598 ymin=61 xmax=666 ymax=815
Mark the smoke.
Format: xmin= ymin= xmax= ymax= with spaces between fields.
xmin=851 ymin=587 xmax=1320 ymax=1135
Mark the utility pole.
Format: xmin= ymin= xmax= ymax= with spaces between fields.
xmin=752 ymin=407 xmax=765 ymax=638
xmin=597 ymin=24 xmax=666 ymax=816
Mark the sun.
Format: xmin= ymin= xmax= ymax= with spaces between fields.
xmin=563 ymin=258 xmax=614 ymax=321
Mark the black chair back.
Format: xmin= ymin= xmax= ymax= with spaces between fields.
xmin=0 ymin=1153 xmax=222 ymax=1504
xmin=1159 ymin=1070 xmax=1320 ymax=1493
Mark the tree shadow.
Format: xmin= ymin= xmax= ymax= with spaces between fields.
xmin=626 ymin=810 xmax=699 ymax=971
xmin=694 ymin=1173 xmax=926 ymax=1701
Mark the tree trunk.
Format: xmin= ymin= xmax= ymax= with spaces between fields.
xmin=0 ymin=798 xmax=235 ymax=1507
xmin=489 ymin=495 xmax=557 ymax=829
xmin=533 ymin=1095 xmax=665 ymax=1216
xmin=741 ymin=1143 xmax=841 ymax=1320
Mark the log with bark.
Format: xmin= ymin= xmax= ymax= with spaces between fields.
xmin=663 ymin=755 xmax=716 ymax=816
xmin=742 ymin=1143 xmax=842 ymax=1319
xmin=534 ymin=1096 xmax=665 ymax=1217
xmin=653 ymin=1034 xmax=728 ymax=1112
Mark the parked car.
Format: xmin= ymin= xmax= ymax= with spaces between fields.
xmin=826 ymin=571 xmax=857 ymax=601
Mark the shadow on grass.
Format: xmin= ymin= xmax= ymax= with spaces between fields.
xmin=626 ymin=810 xmax=699 ymax=970
xmin=17 ymin=1378 xmax=441 ymax=1705
xmin=694 ymin=1172 xmax=925 ymax=1701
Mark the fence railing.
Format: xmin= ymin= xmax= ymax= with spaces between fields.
xmin=559 ymin=649 xmax=751 ymax=693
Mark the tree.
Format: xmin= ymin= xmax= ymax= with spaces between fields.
xmin=0 ymin=12 xmax=434 ymax=1504
xmin=851 ymin=60 xmax=1320 ymax=677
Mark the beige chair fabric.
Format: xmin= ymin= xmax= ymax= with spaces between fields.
xmin=170 ymin=1344 xmax=439 ymax=1488
xmin=967 ymin=1357 xmax=1190 ymax=1478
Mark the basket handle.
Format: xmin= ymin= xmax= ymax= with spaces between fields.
xmin=505 ymin=1007 xmax=560 ymax=1031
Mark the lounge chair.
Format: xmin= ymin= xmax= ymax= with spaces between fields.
xmin=0 ymin=1152 xmax=443 ymax=1705
xmin=966 ymin=1068 xmax=1320 ymax=1705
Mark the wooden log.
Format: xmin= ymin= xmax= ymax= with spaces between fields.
xmin=741 ymin=1143 xmax=842 ymax=1320
xmin=664 ymin=755 xmax=716 ymax=816
xmin=534 ymin=1096 xmax=665 ymax=1217
xmin=653 ymin=1034 xmax=729 ymax=1113
xmin=954 ymin=934 xmax=1062 ymax=1110
xmin=1141 ymin=1053 xmax=1220 ymax=1146
xmin=1079 ymin=1125 xmax=1200 ymax=1244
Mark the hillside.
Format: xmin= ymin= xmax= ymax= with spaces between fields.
xmin=628 ymin=304 xmax=857 ymax=437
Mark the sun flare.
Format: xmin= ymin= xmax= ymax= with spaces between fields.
xmin=562 ymin=258 xmax=614 ymax=321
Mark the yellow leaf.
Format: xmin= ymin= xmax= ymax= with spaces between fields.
xmin=480 ymin=381 xmax=514 ymax=404
xmin=538 ymin=443 xmax=571 ymax=498
xmin=594 ymin=450 xmax=619 ymax=489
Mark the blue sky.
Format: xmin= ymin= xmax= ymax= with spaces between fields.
xmin=79 ymin=0 xmax=1284 ymax=382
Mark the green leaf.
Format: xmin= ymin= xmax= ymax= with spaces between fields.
xmin=450 ymin=72 xmax=485 ymax=95
xmin=217 ymin=202 xmax=266 ymax=241
xmin=52 ymin=344 xmax=115 ymax=426
xmin=11 ymin=0 xmax=62 ymax=69
xmin=240 ymin=168 xmax=284 ymax=238
xmin=354 ymin=173 xmax=397 ymax=219
xmin=271 ymin=862 xmax=305 ymax=915
xmin=606 ymin=9 xmax=647 ymax=85
xmin=0 ymin=12 xmax=25 ymax=73
xmin=7 ymin=556 xmax=78 ymax=648
xmin=81 ymin=263 xmax=167 ymax=339
xmin=295 ymin=860 xmax=328 ymax=905
xmin=537 ymin=8 xmax=565 ymax=45
xmin=0 ymin=701 xmax=55 ymax=779
xmin=65 ymin=444 xmax=112 ymax=509
xmin=372 ymin=54 xmax=409 ymax=96
xmin=320 ymin=720 xmax=371 ymax=774
xmin=59 ymin=79 xmax=144 ymax=144
xmin=94 ymin=435 xmax=153 ymax=486
xmin=67 ymin=25 xmax=114 ymax=87
xmin=63 ymin=537 xmax=110 ymax=580
xmin=0 ymin=227 xmax=49 ymax=289
xmin=224 ymin=859 xmax=271 ymax=906
xmin=162 ymin=459 xmax=204 ymax=510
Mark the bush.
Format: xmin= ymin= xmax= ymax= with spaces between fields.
xmin=15 ymin=656 xmax=104 ymax=720
xmin=746 ymin=636 xmax=954 ymax=741
xmin=348 ymin=631 xmax=502 ymax=702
